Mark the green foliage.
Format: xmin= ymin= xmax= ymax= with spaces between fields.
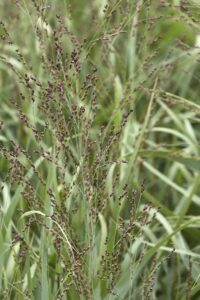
xmin=0 ymin=0 xmax=200 ymax=299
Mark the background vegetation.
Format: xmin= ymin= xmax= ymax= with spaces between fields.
xmin=0 ymin=0 xmax=200 ymax=299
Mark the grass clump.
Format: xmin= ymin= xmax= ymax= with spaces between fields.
xmin=0 ymin=0 xmax=200 ymax=299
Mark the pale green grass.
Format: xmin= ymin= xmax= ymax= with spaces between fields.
xmin=0 ymin=1 xmax=200 ymax=299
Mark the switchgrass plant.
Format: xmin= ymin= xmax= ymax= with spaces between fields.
xmin=0 ymin=0 xmax=200 ymax=299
